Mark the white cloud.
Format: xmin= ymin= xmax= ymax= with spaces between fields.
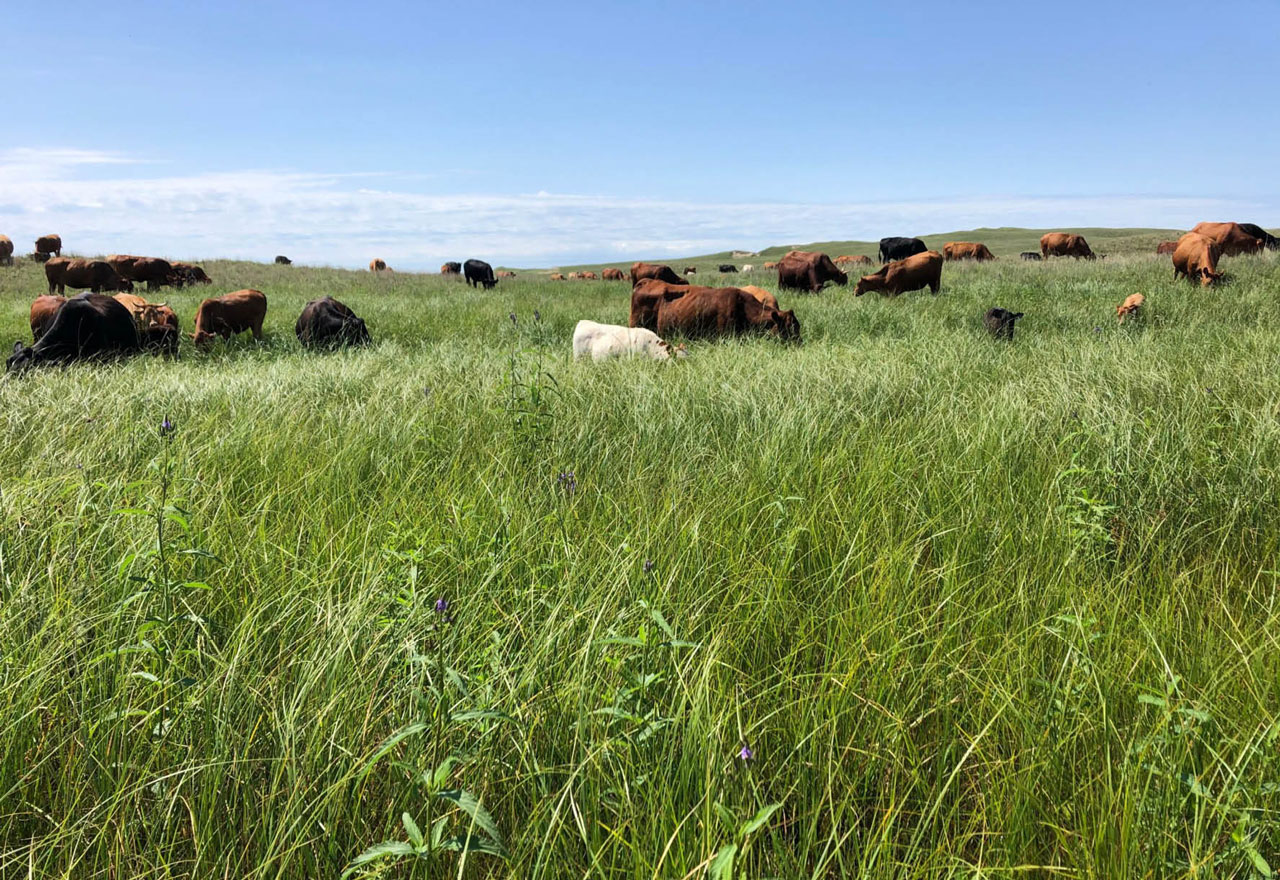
xmin=0 ymin=147 xmax=1273 ymax=268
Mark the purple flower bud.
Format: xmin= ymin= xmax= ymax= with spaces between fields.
xmin=159 ymin=417 xmax=175 ymax=437
xmin=738 ymin=745 xmax=753 ymax=762
xmin=557 ymin=471 xmax=577 ymax=496
xmin=434 ymin=598 xmax=448 ymax=614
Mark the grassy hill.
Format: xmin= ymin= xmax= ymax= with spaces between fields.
xmin=1 ymin=250 xmax=1279 ymax=877
xmin=540 ymin=225 xmax=1195 ymax=274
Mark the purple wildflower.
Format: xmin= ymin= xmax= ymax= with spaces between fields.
xmin=738 ymin=745 xmax=754 ymax=762
xmin=434 ymin=598 xmax=448 ymax=614
xmin=557 ymin=471 xmax=577 ymax=496
xmin=159 ymin=417 xmax=175 ymax=437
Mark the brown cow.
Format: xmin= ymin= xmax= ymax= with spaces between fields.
xmin=109 ymin=255 xmax=180 ymax=290
xmin=370 ymin=258 xmax=388 ymax=272
xmin=113 ymin=293 xmax=151 ymax=317
xmin=497 ymin=270 xmax=516 ymax=278
xmin=835 ymin=255 xmax=873 ymax=266
xmin=1116 ymin=293 xmax=1145 ymax=323
xmin=854 ymin=251 xmax=944 ymax=297
xmin=739 ymin=285 xmax=780 ymax=310
xmin=602 ymin=268 xmax=625 ymax=281
xmin=171 ymin=261 xmax=212 ymax=285
xmin=655 ymin=286 xmax=800 ymax=343
xmin=1155 ymin=241 xmax=1178 ymax=255
xmin=579 ymin=271 xmax=599 ymax=280
xmin=1172 ymin=233 xmax=1222 ymax=286
xmin=106 ymin=254 xmax=141 ymax=276
xmin=46 ymin=258 xmax=132 ymax=294
xmin=441 ymin=262 xmax=461 ymax=274
xmin=0 ymin=235 xmax=13 ymax=266
xmin=35 ymin=234 xmax=62 ymax=257
xmin=630 ymin=262 xmax=688 ymax=286
xmin=192 ymin=289 xmax=268 ymax=345
xmin=115 ymin=293 xmax=179 ymax=355
xmin=762 ymin=261 xmax=778 ymax=270
xmin=776 ymin=250 xmax=848 ymax=293
xmin=943 ymin=242 xmax=996 ymax=261
xmin=550 ymin=273 xmax=566 ymax=281
xmin=1189 ymin=222 xmax=1264 ymax=257
xmin=566 ymin=272 xmax=582 ymax=280
xmin=29 ymin=295 xmax=66 ymax=340
xmin=1040 ymin=233 xmax=1095 ymax=259
xmin=684 ymin=267 xmax=697 ymax=275
xmin=630 ymin=280 xmax=697 ymax=331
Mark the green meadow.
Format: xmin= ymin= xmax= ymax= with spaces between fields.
xmin=1 ymin=231 xmax=1278 ymax=878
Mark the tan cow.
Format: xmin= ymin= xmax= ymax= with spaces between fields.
xmin=602 ymin=268 xmax=625 ymax=280
xmin=1189 ymin=222 xmax=1263 ymax=257
xmin=550 ymin=273 xmax=566 ymax=281
xmin=739 ymin=285 xmax=779 ymax=310
xmin=854 ymin=251 xmax=943 ymax=296
xmin=0 ymin=235 xmax=13 ymax=266
xmin=1040 ymin=233 xmax=1095 ymax=259
xmin=1172 ymin=233 xmax=1222 ymax=286
xmin=943 ymin=242 xmax=996 ymax=261
xmin=192 ymin=289 xmax=268 ymax=345
xmin=370 ymin=258 xmax=388 ymax=272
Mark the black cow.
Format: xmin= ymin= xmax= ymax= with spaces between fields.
xmin=718 ymin=264 xmax=737 ymax=273
xmin=878 ymin=237 xmax=927 ymax=263
xmin=1019 ymin=252 xmax=1042 ymax=261
xmin=1237 ymin=223 xmax=1280 ymax=251
xmin=295 ymin=297 xmax=371 ymax=349
xmin=275 ymin=255 xmax=292 ymax=265
xmin=7 ymin=293 xmax=140 ymax=371
xmin=464 ymin=259 xmax=498 ymax=289
xmin=983 ymin=308 xmax=1023 ymax=340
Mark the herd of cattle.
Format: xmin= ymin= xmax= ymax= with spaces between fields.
xmin=1 ymin=221 xmax=1275 ymax=370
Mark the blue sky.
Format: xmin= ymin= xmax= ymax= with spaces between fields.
xmin=1 ymin=0 xmax=1277 ymax=267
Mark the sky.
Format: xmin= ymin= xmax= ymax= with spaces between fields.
xmin=1 ymin=0 xmax=1277 ymax=268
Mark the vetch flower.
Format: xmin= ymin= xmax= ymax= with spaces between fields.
xmin=434 ymin=598 xmax=448 ymax=614
xmin=159 ymin=417 xmax=175 ymax=437
xmin=557 ymin=470 xmax=577 ymax=497
xmin=738 ymin=745 xmax=754 ymax=762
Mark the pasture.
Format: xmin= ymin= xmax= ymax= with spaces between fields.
xmin=1 ymin=244 xmax=1279 ymax=878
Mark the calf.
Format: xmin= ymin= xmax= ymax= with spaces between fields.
xmin=1019 ymin=252 xmax=1041 ymax=261
xmin=8 ymin=293 xmax=139 ymax=371
xmin=854 ymin=251 xmax=943 ymax=296
xmin=1116 ymin=293 xmax=1145 ymax=323
xmin=192 ymin=289 xmax=268 ymax=345
xmin=296 ymin=297 xmax=370 ymax=349
xmin=983 ymin=308 xmax=1023 ymax=340
xmin=572 ymin=320 xmax=686 ymax=361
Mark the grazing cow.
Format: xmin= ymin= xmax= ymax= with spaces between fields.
xmin=718 ymin=264 xmax=737 ymax=273
xmin=602 ymin=268 xmax=625 ymax=280
xmin=192 ymin=289 xmax=268 ymax=345
xmin=370 ymin=258 xmax=388 ymax=272
xmin=1236 ymin=223 xmax=1280 ymax=251
xmin=762 ymin=261 xmax=778 ymax=269
xmin=1172 ymin=233 xmax=1222 ymax=286
xmin=631 ymin=262 xmax=688 ymax=286
xmin=129 ymin=257 xmax=181 ymax=290
xmin=275 ymin=255 xmax=292 ymax=265
xmin=739 ymin=285 xmax=780 ymax=309
xmin=684 ymin=267 xmax=697 ymax=275
xmin=1116 ymin=293 xmax=1145 ymax=323
xmin=29 ymin=295 xmax=66 ymax=340
xmin=656 ymin=286 xmax=801 ymax=343
xmin=464 ymin=259 xmax=498 ymax=289
xmin=630 ymin=280 xmax=694 ymax=331
xmin=35 ymin=234 xmax=62 ymax=258
xmin=835 ymin=255 xmax=873 ymax=266
xmin=579 ymin=271 xmax=599 ymax=280
xmin=983 ymin=308 xmax=1023 ymax=340
xmin=0 ymin=235 xmax=13 ymax=266
xmin=572 ymin=320 xmax=686 ymax=361
xmin=296 ymin=297 xmax=370 ymax=349
xmin=497 ymin=270 xmax=517 ymax=278
xmin=776 ymin=250 xmax=848 ymax=293
xmin=171 ymin=262 xmax=212 ymax=285
xmin=46 ymin=258 xmax=132 ymax=294
xmin=855 ymin=251 xmax=944 ymax=297
xmin=1189 ymin=222 xmax=1264 ymax=257
xmin=441 ymin=261 xmax=462 ymax=275
xmin=1020 ymin=251 xmax=1042 ymax=261
xmin=1040 ymin=233 xmax=1095 ymax=259
xmin=1156 ymin=241 xmax=1178 ymax=255
xmin=128 ymin=299 xmax=181 ymax=357
xmin=551 ymin=273 xmax=566 ymax=281
xmin=944 ymin=242 xmax=997 ymax=261
xmin=742 ymin=264 xmax=754 ymax=272
xmin=8 ymin=293 xmax=139 ymax=371
xmin=878 ymin=237 xmax=927 ymax=262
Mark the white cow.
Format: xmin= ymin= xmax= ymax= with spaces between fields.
xmin=572 ymin=320 xmax=687 ymax=361
xmin=741 ymin=264 xmax=755 ymax=272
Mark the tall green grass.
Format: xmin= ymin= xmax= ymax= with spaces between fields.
xmin=1 ymin=251 xmax=1277 ymax=878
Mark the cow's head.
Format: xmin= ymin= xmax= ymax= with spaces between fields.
xmin=1199 ymin=268 xmax=1222 ymax=287
xmin=772 ymin=309 xmax=801 ymax=343
xmin=191 ymin=329 xmax=216 ymax=346
xmin=854 ymin=271 xmax=886 ymax=296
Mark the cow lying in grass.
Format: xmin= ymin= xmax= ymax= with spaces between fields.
xmin=572 ymin=320 xmax=687 ymax=361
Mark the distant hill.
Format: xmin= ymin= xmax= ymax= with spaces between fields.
xmin=534 ymin=226 xmax=1202 ymax=274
